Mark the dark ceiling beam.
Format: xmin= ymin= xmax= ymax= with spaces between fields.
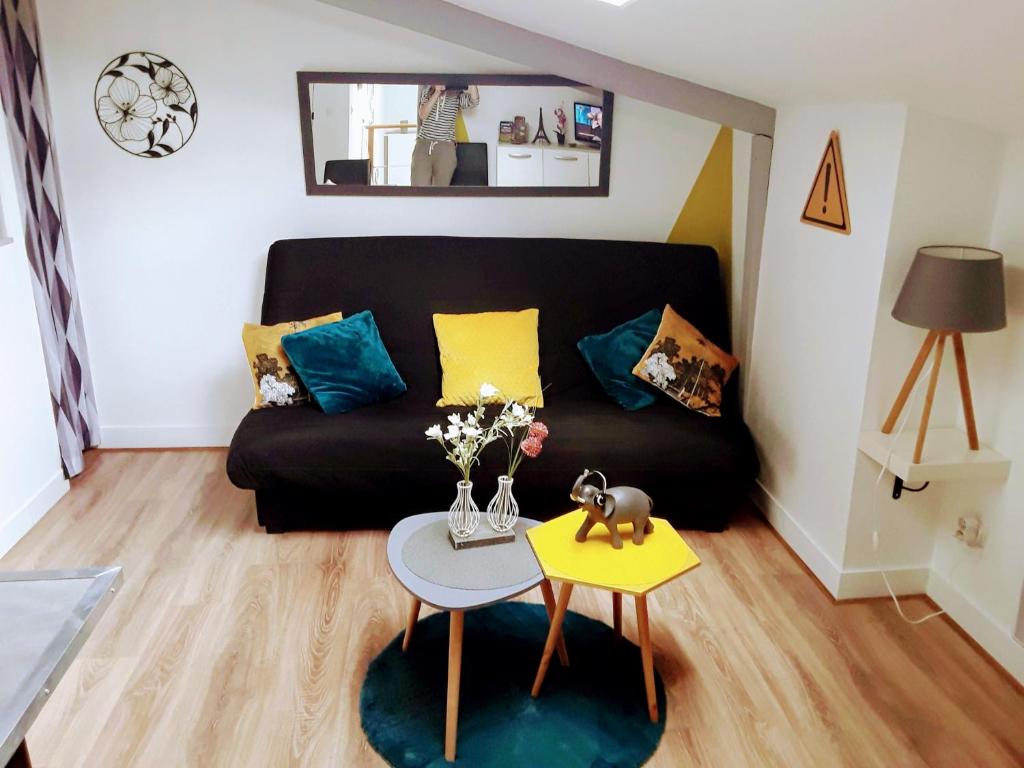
xmin=315 ymin=0 xmax=775 ymax=136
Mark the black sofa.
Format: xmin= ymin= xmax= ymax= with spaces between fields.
xmin=227 ymin=236 xmax=759 ymax=533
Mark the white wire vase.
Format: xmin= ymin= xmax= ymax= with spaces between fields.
xmin=486 ymin=475 xmax=520 ymax=532
xmin=448 ymin=480 xmax=480 ymax=538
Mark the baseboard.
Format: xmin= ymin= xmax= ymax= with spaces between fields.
xmin=0 ymin=472 xmax=69 ymax=558
xmin=927 ymin=567 xmax=1024 ymax=685
xmin=835 ymin=565 xmax=931 ymax=600
xmin=750 ymin=481 xmax=931 ymax=600
xmin=751 ymin=481 xmax=843 ymax=597
xmin=100 ymin=424 xmax=235 ymax=448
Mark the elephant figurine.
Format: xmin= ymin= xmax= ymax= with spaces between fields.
xmin=570 ymin=469 xmax=654 ymax=549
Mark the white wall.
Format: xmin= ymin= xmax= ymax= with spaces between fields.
xmin=926 ymin=136 xmax=1024 ymax=681
xmin=748 ymin=104 xmax=1024 ymax=683
xmin=0 ymin=116 xmax=69 ymax=558
xmin=36 ymin=0 xmax=726 ymax=448
xmin=746 ymin=103 xmax=907 ymax=593
xmin=843 ymin=111 xmax=1006 ymax=589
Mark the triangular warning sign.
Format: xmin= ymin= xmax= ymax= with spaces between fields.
xmin=801 ymin=131 xmax=851 ymax=235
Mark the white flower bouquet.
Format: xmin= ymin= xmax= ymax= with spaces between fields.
xmin=424 ymin=382 xmax=502 ymax=484
xmin=425 ymin=383 xmax=550 ymax=538
xmin=425 ymin=383 xmax=504 ymax=538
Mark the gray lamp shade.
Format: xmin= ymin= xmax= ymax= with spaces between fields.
xmin=892 ymin=245 xmax=1006 ymax=332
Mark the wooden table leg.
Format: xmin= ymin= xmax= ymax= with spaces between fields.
xmin=402 ymin=597 xmax=421 ymax=652
xmin=635 ymin=594 xmax=659 ymax=723
xmin=7 ymin=740 xmax=31 ymax=768
xmin=539 ymin=579 xmax=570 ymax=667
xmin=445 ymin=610 xmax=464 ymax=763
xmin=612 ymin=592 xmax=622 ymax=640
xmin=532 ymin=582 xmax=573 ymax=697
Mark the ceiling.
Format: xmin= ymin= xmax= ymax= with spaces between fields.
xmin=447 ymin=0 xmax=1024 ymax=133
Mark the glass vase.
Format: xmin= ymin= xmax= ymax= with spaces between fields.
xmin=486 ymin=475 xmax=520 ymax=532
xmin=448 ymin=480 xmax=480 ymax=538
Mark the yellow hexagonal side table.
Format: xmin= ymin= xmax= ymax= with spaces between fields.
xmin=526 ymin=509 xmax=701 ymax=723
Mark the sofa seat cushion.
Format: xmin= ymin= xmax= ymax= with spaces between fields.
xmin=226 ymin=396 xmax=758 ymax=504
xmin=530 ymin=399 xmax=757 ymax=479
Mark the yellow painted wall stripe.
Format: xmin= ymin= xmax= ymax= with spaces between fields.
xmin=667 ymin=126 xmax=733 ymax=320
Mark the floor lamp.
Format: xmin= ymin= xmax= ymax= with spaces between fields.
xmin=882 ymin=246 xmax=1006 ymax=464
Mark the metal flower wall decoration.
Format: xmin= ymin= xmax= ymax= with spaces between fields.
xmin=94 ymin=52 xmax=198 ymax=158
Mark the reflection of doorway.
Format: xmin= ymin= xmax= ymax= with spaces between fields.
xmin=309 ymin=84 xmax=350 ymax=184
xmin=348 ymin=83 xmax=375 ymax=159
xmin=347 ymin=84 xmax=418 ymax=184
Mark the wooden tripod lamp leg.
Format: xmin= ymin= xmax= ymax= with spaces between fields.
xmin=913 ymin=333 xmax=946 ymax=464
xmin=952 ymin=333 xmax=980 ymax=451
xmin=882 ymin=331 xmax=939 ymax=434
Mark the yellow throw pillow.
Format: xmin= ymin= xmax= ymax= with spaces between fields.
xmin=242 ymin=312 xmax=342 ymax=408
xmin=631 ymin=304 xmax=737 ymax=417
xmin=433 ymin=309 xmax=544 ymax=407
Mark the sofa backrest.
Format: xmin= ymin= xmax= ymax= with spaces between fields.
xmin=262 ymin=236 xmax=728 ymax=405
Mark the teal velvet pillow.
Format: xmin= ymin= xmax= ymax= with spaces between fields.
xmin=281 ymin=311 xmax=406 ymax=414
xmin=577 ymin=309 xmax=662 ymax=410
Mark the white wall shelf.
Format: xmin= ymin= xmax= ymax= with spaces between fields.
xmin=859 ymin=427 xmax=1011 ymax=484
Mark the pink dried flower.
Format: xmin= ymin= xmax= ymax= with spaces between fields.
xmin=520 ymin=436 xmax=543 ymax=458
xmin=554 ymin=107 xmax=567 ymax=134
xmin=528 ymin=421 xmax=549 ymax=442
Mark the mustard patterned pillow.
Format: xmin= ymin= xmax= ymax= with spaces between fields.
xmin=631 ymin=304 xmax=737 ymax=417
xmin=242 ymin=312 xmax=342 ymax=408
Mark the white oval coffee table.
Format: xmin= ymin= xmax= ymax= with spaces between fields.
xmin=386 ymin=512 xmax=568 ymax=763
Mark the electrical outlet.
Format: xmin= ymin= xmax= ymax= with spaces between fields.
xmin=954 ymin=515 xmax=983 ymax=547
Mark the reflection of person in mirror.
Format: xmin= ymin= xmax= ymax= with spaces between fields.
xmin=412 ymin=84 xmax=479 ymax=186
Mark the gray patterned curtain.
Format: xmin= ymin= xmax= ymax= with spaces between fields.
xmin=1 ymin=0 xmax=98 ymax=476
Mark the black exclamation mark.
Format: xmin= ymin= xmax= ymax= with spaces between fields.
xmin=822 ymin=162 xmax=832 ymax=214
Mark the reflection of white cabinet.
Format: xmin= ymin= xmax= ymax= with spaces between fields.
xmin=543 ymin=149 xmax=590 ymax=186
xmin=496 ymin=144 xmax=599 ymax=187
xmin=496 ymin=146 xmax=544 ymax=186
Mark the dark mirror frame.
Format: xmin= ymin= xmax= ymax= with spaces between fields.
xmin=297 ymin=72 xmax=614 ymax=197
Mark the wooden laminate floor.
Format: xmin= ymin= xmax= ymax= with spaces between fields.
xmin=2 ymin=450 xmax=1021 ymax=767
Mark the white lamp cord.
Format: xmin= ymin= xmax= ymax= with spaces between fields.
xmin=871 ymin=354 xmax=950 ymax=625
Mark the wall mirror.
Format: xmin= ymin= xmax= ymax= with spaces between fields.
xmin=298 ymin=73 xmax=613 ymax=197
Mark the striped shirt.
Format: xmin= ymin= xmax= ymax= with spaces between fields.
xmin=418 ymin=87 xmax=479 ymax=142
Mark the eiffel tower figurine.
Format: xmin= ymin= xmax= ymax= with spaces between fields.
xmin=531 ymin=107 xmax=551 ymax=145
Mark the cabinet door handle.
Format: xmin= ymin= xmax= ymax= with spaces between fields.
xmin=507 ymin=153 xmax=533 ymax=159
xmin=553 ymin=155 xmax=579 ymax=161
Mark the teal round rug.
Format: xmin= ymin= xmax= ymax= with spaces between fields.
xmin=360 ymin=602 xmax=666 ymax=767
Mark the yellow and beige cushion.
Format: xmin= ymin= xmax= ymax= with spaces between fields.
xmin=631 ymin=304 xmax=737 ymax=417
xmin=242 ymin=312 xmax=342 ymax=408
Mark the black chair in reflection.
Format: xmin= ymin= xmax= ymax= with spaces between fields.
xmin=451 ymin=143 xmax=488 ymax=186
xmin=324 ymin=159 xmax=370 ymax=185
